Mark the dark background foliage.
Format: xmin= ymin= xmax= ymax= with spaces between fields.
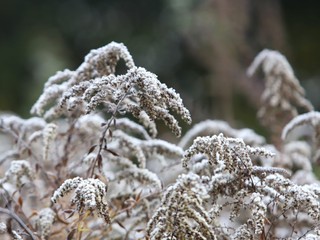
xmin=1 ymin=0 xmax=320 ymax=136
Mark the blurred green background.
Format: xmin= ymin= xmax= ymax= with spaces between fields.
xmin=0 ymin=0 xmax=320 ymax=135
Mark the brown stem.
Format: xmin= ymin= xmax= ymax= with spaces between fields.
xmin=87 ymin=86 xmax=133 ymax=178
xmin=0 ymin=207 xmax=38 ymax=240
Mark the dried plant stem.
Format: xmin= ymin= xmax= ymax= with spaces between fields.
xmin=0 ymin=207 xmax=37 ymax=240
xmin=87 ymin=86 xmax=133 ymax=178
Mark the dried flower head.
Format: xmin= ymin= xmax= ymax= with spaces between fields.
xmin=0 ymin=222 xmax=6 ymax=234
xmin=0 ymin=160 xmax=33 ymax=187
xmin=147 ymin=173 xmax=215 ymax=240
xmin=182 ymin=133 xmax=274 ymax=171
xmin=51 ymin=177 xmax=110 ymax=223
xmin=179 ymin=119 xmax=265 ymax=149
xmin=30 ymin=42 xmax=191 ymax=137
xmin=282 ymin=111 xmax=320 ymax=163
xmin=282 ymin=111 xmax=320 ymax=141
xmin=31 ymin=42 xmax=135 ymax=118
xmin=42 ymin=123 xmax=57 ymax=162
xmin=36 ymin=208 xmax=56 ymax=239
xmin=61 ymin=66 xmax=191 ymax=136
xmin=248 ymin=49 xmax=313 ymax=142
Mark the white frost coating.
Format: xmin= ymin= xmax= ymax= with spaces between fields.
xmin=142 ymin=139 xmax=183 ymax=157
xmin=182 ymin=133 xmax=274 ymax=169
xmin=0 ymin=222 xmax=6 ymax=234
xmin=247 ymin=49 xmax=294 ymax=78
xmin=75 ymin=114 xmax=105 ymax=135
xmin=119 ymin=168 xmax=162 ymax=191
xmin=247 ymin=49 xmax=313 ymax=134
xmin=113 ymin=129 xmax=183 ymax=169
xmin=147 ymin=173 xmax=216 ymax=239
xmin=282 ymin=111 xmax=320 ymax=140
xmin=12 ymin=231 xmax=23 ymax=240
xmin=0 ymin=160 xmax=33 ymax=187
xmin=31 ymin=42 xmax=135 ymax=118
xmin=51 ymin=177 xmax=110 ymax=223
xmin=283 ymin=141 xmax=312 ymax=171
xmin=115 ymin=117 xmax=152 ymax=140
xmin=31 ymin=43 xmax=191 ymax=137
xmin=42 ymin=123 xmax=57 ymax=162
xmin=36 ymin=208 xmax=56 ymax=238
xmin=179 ymin=119 xmax=265 ymax=149
xmin=0 ymin=115 xmax=46 ymax=134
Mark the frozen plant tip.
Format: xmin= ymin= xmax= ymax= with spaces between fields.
xmin=282 ymin=111 xmax=320 ymax=140
xmin=36 ymin=208 xmax=56 ymax=239
xmin=2 ymin=43 xmax=320 ymax=239
xmin=147 ymin=173 xmax=215 ymax=240
xmin=247 ymin=49 xmax=313 ymax=141
xmin=61 ymin=66 xmax=191 ymax=136
xmin=31 ymin=42 xmax=135 ymax=117
xmin=182 ymin=133 xmax=274 ymax=170
xmin=51 ymin=177 xmax=110 ymax=223
xmin=30 ymin=42 xmax=191 ymax=137
xmin=0 ymin=160 xmax=33 ymax=187
xmin=179 ymin=119 xmax=265 ymax=149
xmin=42 ymin=123 xmax=57 ymax=162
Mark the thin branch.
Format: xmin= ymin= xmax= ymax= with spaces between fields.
xmin=0 ymin=207 xmax=38 ymax=240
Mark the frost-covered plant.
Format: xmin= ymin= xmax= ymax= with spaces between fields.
xmin=147 ymin=173 xmax=216 ymax=240
xmin=51 ymin=177 xmax=110 ymax=223
xmin=35 ymin=208 xmax=56 ymax=239
xmin=179 ymin=119 xmax=265 ymax=149
xmin=248 ymin=49 xmax=313 ymax=144
xmin=283 ymin=111 xmax=320 ymax=164
xmin=0 ymin=160 xmax=34 ymax=188
xmin=1 ymin=44 xmax=320 ymax=240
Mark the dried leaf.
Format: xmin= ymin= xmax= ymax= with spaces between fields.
xmin=108 ymin=129 xmax=113 ymax=138
xmin=66 ymin=210 xmax=76 ymax=219
xmin=67 ymin=229 xmax=76 ymax=240
xmin=135 ymin=190 xmax=143 ymax=202
xmin=64 ymin=209 xmax=75 ymax=214
xmin=105 ymin=149 xmax=119 ymax=156
xmin=115 ymin=220 xmax=126 ymax=230
xmin=18 ymin=196 xmax=23 ymax=207
xmin=28 ymin=211 xmax=39 ymax=219
xmin=88 ymin=145 xmax=97 ymax=154
xmin=97 ymin=154 xmax=103 ymax=173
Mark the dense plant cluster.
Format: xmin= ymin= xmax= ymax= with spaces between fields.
xmin=1 ymin=42 xmax=320 ymax=239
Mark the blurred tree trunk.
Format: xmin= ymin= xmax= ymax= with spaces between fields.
xmin=177 ymin=0 xmax=287 ymax=124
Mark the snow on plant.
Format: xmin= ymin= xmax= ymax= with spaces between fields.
xmin=0 ymin=43 xmax=320 ymax=239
